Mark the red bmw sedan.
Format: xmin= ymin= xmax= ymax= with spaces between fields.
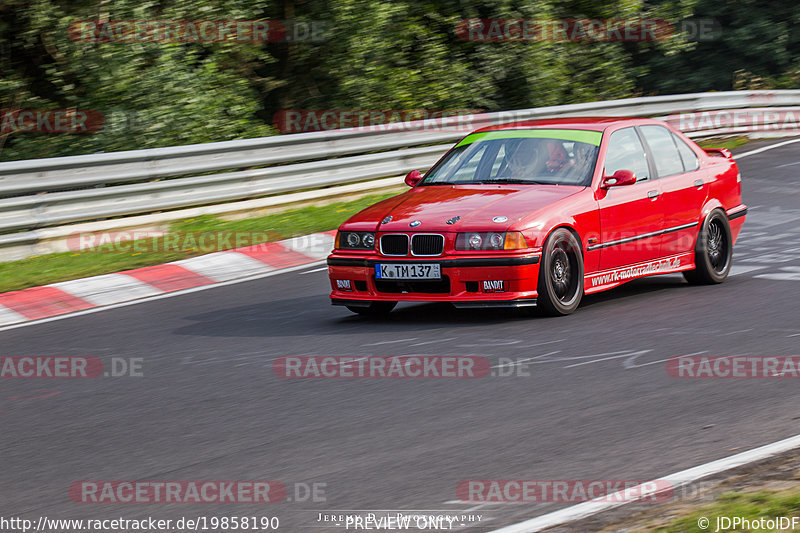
xmin=327 ymin=117 xmax=746 ymax=316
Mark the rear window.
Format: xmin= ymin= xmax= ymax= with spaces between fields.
xmin=673 ymin=133 xmax=700 ymax=171
xmin=640 ymin=125 xmax=685 ymax=178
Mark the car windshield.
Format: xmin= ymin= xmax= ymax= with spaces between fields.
xmin=420 ymin=129 xmax=601 ymax=186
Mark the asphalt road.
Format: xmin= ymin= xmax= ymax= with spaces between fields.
xmin=1 ymin=139 xmax=799 ymax=532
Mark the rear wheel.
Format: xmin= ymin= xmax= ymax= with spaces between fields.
xmin=345 ymin=302 xmax=397 ymax=316
xmin=683 ymin=210 xmax=732 ymax=285
xmin=537 ymin=228 xmax=584 ymax=316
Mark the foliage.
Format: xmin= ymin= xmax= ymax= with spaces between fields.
xmin=0 ymin=0 xmax=796 ymax=161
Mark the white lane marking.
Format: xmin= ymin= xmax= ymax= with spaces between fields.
xmin=456 ymin=340 xmax=522 ymax=348
xmin=523 ymin=339 xmax=565 ymax=347
xmin=492 ymin=351 xmax=561 ymax=369
xmin=623 ymin=350 xmax=708 ymax=369
xmin=736 ymin=137 xmax=800 ymax=159
xmin=363 ymin=338 xmax=418 ymax=346
xmin=563 ymin=350 xmax=651 ymax=368
xmin=488 ymin=433 xmax=800 ymax=533
xmin=776 ymin=161 xmax=800 ymax=168
xmin=334 ymin=357 xmax=368 ymax=365
xmin=49 ymin=273 xmax=162 ymax=306
xmin=0 ymin=260 xmax=326 ymax=333
xmin=171 ymin=251 xmax=272 ymax=282
xmin=461 ymin=337 xmax=566 ymax=349
xmin=720 ymin=328 xmax=753 ymax=336
xmin=0 ymin=305 xmax=28 ymax=326
xmin=300 ymin=266 xmax=328 ymax=274
xmin=729 ymin=265 xmax=768 ymax=276
xmin=410 ymin=338 xmax=456 ymax=346
xmin=755 ymin=268 xmax=800 ymax=281
xmin=527 ymin=350 xmax=632 ymax=365
xmin=464 ymin=502 xmax=494 ymax=512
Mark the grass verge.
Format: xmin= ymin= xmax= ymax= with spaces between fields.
xmin=696 ymin=136 xmax=752 ymax=151
xmin=653 ymin=488 xmax=800 ymax=532
xmin=0 ymin=191 xmax=400 ymax=293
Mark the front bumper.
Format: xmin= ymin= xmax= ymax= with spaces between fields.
xmin=327 ymin=253 xmax=542 ymax=307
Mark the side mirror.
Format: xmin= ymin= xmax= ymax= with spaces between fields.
xmin=601 ymin=169 xmax=637 ymax=189
xmin=404 ymin=170 xmax=423 ymax=187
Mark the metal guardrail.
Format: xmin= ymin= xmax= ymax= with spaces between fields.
xmin=2 ymin=90 xmax=800 ymax=248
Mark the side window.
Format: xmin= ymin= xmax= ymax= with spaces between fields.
xmin=427 ymin=143 xmax=487 ymax=182
xmin=604 ymin=127 xmax=650 ymax=181
xmin=449 ymin=144 xmax=487 ymax=181
xmin=673 ymin=133 xmax=700 ymax=171
xmin=640 ymin=125 xmax=685 ymax=177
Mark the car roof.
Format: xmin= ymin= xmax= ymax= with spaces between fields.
xmin=472 ymin=116 xmax=663 ymax=133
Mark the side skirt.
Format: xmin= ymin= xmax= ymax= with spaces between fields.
xmin=583 ymin=252 xmax=695 ymax=294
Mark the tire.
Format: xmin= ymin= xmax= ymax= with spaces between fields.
xmin=683 ymin=209 xmax=732 ymax=285
xmin=345 ymin=302 xmax=397 ymax=316
xmin=536 ymin=228 xmax=584 ymax=316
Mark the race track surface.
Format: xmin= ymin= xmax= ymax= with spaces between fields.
xmin=2 ymin=140 xmax=799 ymax=532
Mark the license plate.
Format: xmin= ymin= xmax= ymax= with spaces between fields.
xmin=375 ymin=263 xmax=441 ymax=280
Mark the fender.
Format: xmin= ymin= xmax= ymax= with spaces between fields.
xmin=700 ymin=198 xmax=724 ymax=222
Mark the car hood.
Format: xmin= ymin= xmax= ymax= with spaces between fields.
xmin=347 ymin=185 xmax=584 ymax=232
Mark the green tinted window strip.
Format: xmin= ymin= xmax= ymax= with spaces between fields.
xmin=456 ymin=129 xmax=602 ymax=147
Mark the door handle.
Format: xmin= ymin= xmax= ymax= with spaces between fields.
xmin=647 ymin=190 xmax=659 ymax=199
xmin=694 ymin=179 xmax=704 ymax=187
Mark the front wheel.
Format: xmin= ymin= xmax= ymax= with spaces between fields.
xmin=345 ymin=301 xmax=397 ymax=316
xmin=536 ymin=228 xmax=584 ymax=316
xmin=683 ymin=210 xmax=732 ymax=285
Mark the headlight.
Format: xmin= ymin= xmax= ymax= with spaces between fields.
xmin=455 ymin=232 xmax=528 ymax=251
xmin=468 ymin=233 xmax=483 ymax=249
xmin=337 ymin=231 xmax=376 ymax=250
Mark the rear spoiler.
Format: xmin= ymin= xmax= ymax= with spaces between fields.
xmin=703 ymin=148 xmax=734 ymax=159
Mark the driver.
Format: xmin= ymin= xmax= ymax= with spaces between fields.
xmin=505 ymin=140 xmax=546 ymax=179
xmin=544 ymin=141 xmax=569 ymax=174
xmin=546 ymin=141 xmax=596 ymax=183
